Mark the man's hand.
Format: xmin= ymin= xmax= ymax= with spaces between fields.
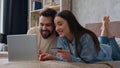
xmin=38 ymin=53 xmax=56 ymax=61
xmin=38 ymin=49 xmax=42 ymax=54
xmin=38 ymin=49 xmax=42 ymax=58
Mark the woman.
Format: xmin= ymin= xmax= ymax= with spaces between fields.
xmin=53 ymin=10 xmax=113 ymax=63
xmin=39 ymin=10 xmax=113 ymax=63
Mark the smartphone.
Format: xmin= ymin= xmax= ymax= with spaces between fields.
xmin=51 ymin=47 xmax=62 ymax=53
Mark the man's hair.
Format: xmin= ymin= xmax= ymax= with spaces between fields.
xmin=40 ymin=8 xmax=57 ymax=22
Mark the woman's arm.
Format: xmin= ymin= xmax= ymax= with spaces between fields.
xmin=56 ymin=35 xmax=98 ymax=63
xmin=56 ymin=37 xmax=83 ymax=62
xmin=78 ymin=34 xmax=97 ymax=63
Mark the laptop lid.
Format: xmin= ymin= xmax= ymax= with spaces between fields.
xmin=7 ymin=34 xmax=38 ymax=61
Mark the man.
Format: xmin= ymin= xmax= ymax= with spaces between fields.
xmin=27 ymin=8 xmax=57 ymax=55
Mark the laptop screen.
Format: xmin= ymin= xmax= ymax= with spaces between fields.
xmin=7 ymin=34 xmax=38 ymax=61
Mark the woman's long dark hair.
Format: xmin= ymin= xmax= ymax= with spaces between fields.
xmin=56 ymin=10 xmax=100 ymax=57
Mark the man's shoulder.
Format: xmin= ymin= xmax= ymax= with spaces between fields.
xmin=27 ymin=26 xmax=39 ymax=34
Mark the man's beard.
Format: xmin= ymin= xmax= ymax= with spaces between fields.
xmin=40 ymin=30 xmax=52 ymax=39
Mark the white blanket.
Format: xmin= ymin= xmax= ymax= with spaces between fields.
xmin=0 ymin=51 xmax=120 ymax=68
xmin=0 ymin=58 xmax=113 ymax=68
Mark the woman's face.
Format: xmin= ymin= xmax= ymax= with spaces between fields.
xmin=54 ymin=16 xmax=71 ymax=37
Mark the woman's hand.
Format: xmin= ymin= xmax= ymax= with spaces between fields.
xmin=57 ymin=50 xmax=72 ymax=62
xmin=39 ymin=53 xmax=56 ymax=61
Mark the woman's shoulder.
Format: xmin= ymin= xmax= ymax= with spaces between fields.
xmin=81 ymin=33 xmax=93 ymax=40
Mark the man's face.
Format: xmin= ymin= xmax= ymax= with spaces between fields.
xmin=39 ymin=16 xmax=54 ymax=39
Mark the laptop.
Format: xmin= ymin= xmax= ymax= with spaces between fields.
xmin=7 ymin=34 xmax=38 ymax=61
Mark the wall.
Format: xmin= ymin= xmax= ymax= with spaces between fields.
xmin=72 ymin=0 xmax=120 ymax=26
xmin=60 ymin=0 xmax=71 ymax=11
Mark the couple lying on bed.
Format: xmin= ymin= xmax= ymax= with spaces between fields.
xmin=39 ymin=10 xmax=120 ymax=63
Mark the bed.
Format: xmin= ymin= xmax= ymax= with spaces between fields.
xmin=85 ymin=21 xmax=120 ymax=46
xmin=85 ymin=21 xmax=120 ymax=68
xmin=0 ymin=21 xmax=120 ymax=68
xmin=85 ymin=21 xmax=120 ymax=38
xmin=0 ymin=55 xmax=120 ymax=68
